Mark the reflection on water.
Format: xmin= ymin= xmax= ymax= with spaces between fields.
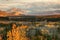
xmin=0 ymin=21 xmax=60 ymax=40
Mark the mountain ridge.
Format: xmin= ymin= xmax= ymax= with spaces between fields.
xmin=0 ymin=8 xmax=60 ymax=18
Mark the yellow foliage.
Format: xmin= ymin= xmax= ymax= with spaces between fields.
xmin=7 ymin=24 xmax=29 ymax=40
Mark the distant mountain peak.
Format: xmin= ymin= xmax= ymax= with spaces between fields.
xmin=7 ymin=8 xmax=25 ymax=16
xmin=0 ymin=8 xmax=26 ymax=17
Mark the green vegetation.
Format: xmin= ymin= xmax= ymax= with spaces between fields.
xmin=0 ymin=21 xmax=60 ymax=40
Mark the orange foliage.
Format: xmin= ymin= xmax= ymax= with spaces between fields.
xmin=7 ymin=24 xmax=29 ymax=40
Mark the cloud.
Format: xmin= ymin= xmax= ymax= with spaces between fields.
xmin=0 ymin=0 xmax=60 ymax=15
xmin=0 ymin=0 xmax=60 ymax=3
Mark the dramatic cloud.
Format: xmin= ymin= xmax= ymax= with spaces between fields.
xmin=0 ymin=0 xmax=60 ymax=15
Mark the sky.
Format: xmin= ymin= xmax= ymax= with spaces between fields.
xmin=0 ymin=0 xmax=59 ymax=2
xmin=0 ymin=0 xmax=60 ymax=15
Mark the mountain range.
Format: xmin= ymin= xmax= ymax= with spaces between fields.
xmin=0 ymin=8 xmax=60 ymax=18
